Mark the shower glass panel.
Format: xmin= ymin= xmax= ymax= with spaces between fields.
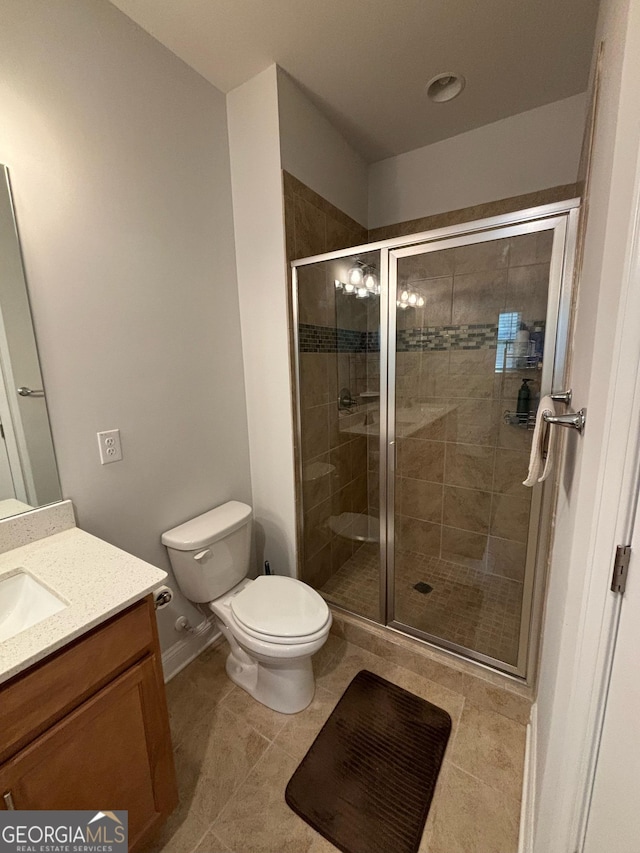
xmin=293 ymin=200 xmax=578 ymax=680
xmin=295 ymin=250 xmax=382 ymax=622
xmin=388 ymin=225 xmax=558 ymax=671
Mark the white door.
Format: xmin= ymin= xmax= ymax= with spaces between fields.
xmin=583 ymin=485 xmax=640 ymax=852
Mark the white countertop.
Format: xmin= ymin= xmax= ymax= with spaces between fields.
xmin=0 ymin=527 xmax=167 ymax=686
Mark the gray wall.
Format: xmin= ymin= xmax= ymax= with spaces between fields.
xmin=0 ymin=0 xmax=252 ymax=649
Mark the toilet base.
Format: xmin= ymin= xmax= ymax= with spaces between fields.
xmin=225 ymin=648 xmax=315 ymax=714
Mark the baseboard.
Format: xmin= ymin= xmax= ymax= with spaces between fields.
xmin=519 ymin=702 xmax=537 ymax=853
xmin=161 ymin=616 xmax=223 ymax=682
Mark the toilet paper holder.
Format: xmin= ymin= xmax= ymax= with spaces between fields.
xmin=154 ymin=586 xmax=173 ymax=609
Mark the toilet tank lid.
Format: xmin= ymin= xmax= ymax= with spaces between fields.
xmin=161 ymin=501 xmax=252 ymax=551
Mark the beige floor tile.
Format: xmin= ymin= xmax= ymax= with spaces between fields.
xmin=384 ymin=664 xmax=465 ymax=731
xmin=213 ymin=743 xmax=338 ymax=853
xmin=219 ymin=686 xmax=289 ymax=742
xmin=313 ymin=632 xmax=347 ymax=677
xmin=273 ymin=686 xmax=337 ymax=762
xmin=165 ymin=642 xmax=234 ymax=747
xmin=448 ymin=704 xmax=526 ymax=798
xmin=152 ymin=704 xmax=270 ymax=852
xmin=428 ymin=763 xmax=520 ymax=853
xmin=193 ymin=828 xmax=233 ymax=852
xmin=462 ymin=674 xmax=531 ymax=725
xmin=315 ymin=641 xmax=397 ymax=696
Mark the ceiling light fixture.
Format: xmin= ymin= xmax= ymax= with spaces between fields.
xmin=426 ymin=72 xmax=465 ymax=103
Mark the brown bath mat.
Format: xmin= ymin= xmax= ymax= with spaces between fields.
xmin=285 ymin=670 xmax=451 ymax=853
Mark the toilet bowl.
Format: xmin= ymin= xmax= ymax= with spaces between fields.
xmin=162 ymin=501 xmax=331 ymax=714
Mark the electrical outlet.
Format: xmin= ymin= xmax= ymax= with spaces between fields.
xmin=97 ymin=429 xmax=122 ymax=465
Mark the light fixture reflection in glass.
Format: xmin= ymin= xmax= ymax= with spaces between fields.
xmin=364 ymin=271 xmax=377 ymax=291
xmin=356 ymin=287 xmax=368 ymax=299
xmin=344 ymin=282 xmax=356 ymax=293
xmin=334 ymin=279 xmax=343 ymax=290
xmin=348 ymin=264 xmax=364 ymax=286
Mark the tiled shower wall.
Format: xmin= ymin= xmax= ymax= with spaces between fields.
xmin=283 ymin=172 xmax=372 ymax=589
xmin=391 ymin=232 xmax=553 ymax=583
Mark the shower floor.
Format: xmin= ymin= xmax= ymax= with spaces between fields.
xmin=319 ymin=544 xmax=523 ymax=666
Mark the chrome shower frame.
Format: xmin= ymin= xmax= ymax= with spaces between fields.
xmin=291 ymin=198 xmax=580 ymax=682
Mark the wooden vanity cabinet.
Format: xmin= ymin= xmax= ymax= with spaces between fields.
xmin=0 ymin=596 xmax=178 ymax=851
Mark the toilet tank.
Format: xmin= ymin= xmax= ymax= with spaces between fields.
xmin=161 ymin=501 xmax=252 ymax=603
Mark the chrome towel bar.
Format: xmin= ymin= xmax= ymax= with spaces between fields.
xmin=543 ymin=408 xmax=586 ymax=434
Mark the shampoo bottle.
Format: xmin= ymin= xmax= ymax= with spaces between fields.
xmin=517 ymin=379 xmax=532 ymax=424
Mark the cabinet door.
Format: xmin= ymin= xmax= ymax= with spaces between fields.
xmin=0 ymin=655 xmax=177 ymax=851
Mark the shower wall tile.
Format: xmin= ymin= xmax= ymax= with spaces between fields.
xmin=448 ymin=348 xmax=496 ymax=375
xmin=397 ymin=275 xmax=454 ymax=328
xmin=445 ymin=400 xmax=501 ymax=447
xmin=420 ymin=351 xmax=451 ymax=376
xmin=300 ymin=403 xmax=329 ymax=461
xmin=297 ymin=267 xmax=334 ymax=326
xmin=443 ymin=486 xmax=492 ymax=535
xmin=305 ymin=543 xmax=333 ymax=589
xmin=445 ymin=444 xmax=496 ymax=490
xmin=302 ymin=453 xmax=332 ymax=510
xmin=366 ymin=183 xmax=577 ymax=243
xmin=398 ymin=478 xmax=443 ymax=524
xmin=303 ymin=495 xmax=332 ymax=560
xmin=294 ymin=195 xmax=326 ymax=258
xmin=453 ymin=239 xmax=509 ymax=274
xmin=398 ymin=515 xmax=441 ymax=557
xmin=331 ymin=535 xmax=353 ymax=573
xmin=441 ymin=526 xmax=488 ymax=570
xmin=452 ymin=270 xmax=508 ymax=325
xmin=490 ymin=494 xmax=531 ymax=543
xmin=398 ymin=438 xmax=445 ymax=483
xmin=493 ymin=450 xmax=531 ymax=496
xmin=399 ymin=249 xmax=455 ymax=281
xmin=505 ymin=264 xmax=550 ymax=321
xmin=497 ymin=420 xmax=533 ymax=452
xmin=486 ymin=537 xmax=527 ymax=582
xmin=508 ymin=230 xmax=554 ymax=267
xmin=298 ymin=353 xmax=330 ymax=407
xmin=328 ymin=443 xmax=352 ymax=489
xmin=435 ymin=372 xmax=494 ymax=399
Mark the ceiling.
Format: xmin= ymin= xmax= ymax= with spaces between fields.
xmin=109 ymin=0 xmax=600 ymax=163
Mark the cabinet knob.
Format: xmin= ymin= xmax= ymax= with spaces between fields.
xmin=3 ymin=791 xmax=16 ymax=810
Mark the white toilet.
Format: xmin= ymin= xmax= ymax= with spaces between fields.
xmin=161 ymin=501 xmax=331 ymax=714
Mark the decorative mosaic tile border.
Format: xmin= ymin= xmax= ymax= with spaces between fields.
xmin=398 ymin=323 xmax=498 ymax=352
xmin=299 ymin=322 xmax=544 ymax=353
xmin=298 ymin=324 xmax=368 ymax=353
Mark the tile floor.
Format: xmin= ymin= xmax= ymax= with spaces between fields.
xmin=320 ymin=544 xmax=522 ymax=664
xmin=147 ymin=632 xmax=526 ymax=853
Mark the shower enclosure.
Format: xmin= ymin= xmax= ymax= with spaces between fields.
xmin=292 ymin=200 xmax=579 ymax=679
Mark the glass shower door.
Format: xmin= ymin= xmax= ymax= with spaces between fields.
xmin=294 ymin=250 xmax=383 ymax=623
xmin=387 ymin=221 xmax=567 ymax=674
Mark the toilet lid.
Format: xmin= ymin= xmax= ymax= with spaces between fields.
xmin=230 ymin=575 xmax=330 ymax=639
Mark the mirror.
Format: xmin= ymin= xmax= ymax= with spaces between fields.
xmin=0 ymin=164 xmax=62 ymax=519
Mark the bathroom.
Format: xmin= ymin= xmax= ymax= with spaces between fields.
xmin=0 ymin=1 xmax=639 ymax=852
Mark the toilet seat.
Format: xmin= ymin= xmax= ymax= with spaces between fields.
xmin=230 ymin=575 xmax=330 ymax=645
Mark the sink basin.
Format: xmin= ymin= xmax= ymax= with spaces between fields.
xmin=0 ymin=571 xmax=67 ymax=642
